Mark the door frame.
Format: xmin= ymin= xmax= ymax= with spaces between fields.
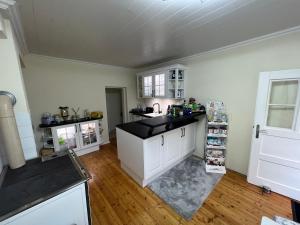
xmin=247 ymin=69 xmax=300 ymax=200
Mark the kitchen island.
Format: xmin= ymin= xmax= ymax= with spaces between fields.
xmin=116 ymin=112 xmax=205 ymax=187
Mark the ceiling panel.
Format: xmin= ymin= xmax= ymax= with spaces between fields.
xmin=18 ymin=0 xmax=300 ymax=68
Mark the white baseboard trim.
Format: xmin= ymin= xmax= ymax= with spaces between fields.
xmin=75 ymin=145 xmax=99 ymax=156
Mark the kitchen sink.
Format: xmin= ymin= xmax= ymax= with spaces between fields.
xmin=144 ymin=112 xmax=164 ymax=118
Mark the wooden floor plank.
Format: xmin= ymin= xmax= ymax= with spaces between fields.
xmin=80 ymin=142 xmax=292 ymax=225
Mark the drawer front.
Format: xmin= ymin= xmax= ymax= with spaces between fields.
xmin=1 ymin=184 xmax=89 ymax=225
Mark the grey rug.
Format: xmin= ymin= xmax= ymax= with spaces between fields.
xmin=148 ymin=156 xmax=223 ymax=220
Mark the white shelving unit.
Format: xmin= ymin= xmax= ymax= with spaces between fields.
xmin=41 ymin=119 xmax=103 ymax=156
xmin=205 ymin=101 xmax=228 ymax=174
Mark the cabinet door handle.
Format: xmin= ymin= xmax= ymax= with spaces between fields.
xmin=255 ymin=124 xmax=260 ymax=138
xmin=181 ymin=128 xmax=183 ymax=138
xmin=79 ymin=124 xmax=82 ymax=132
xmin=161 ymin=135 xmax=164 ymax=146
xmin=75 ymin=125 xmax=77 ymax=133
xmin=184 ymin=128 xmax=186 ymax=137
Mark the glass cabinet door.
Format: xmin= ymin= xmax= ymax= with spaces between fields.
xmin=55 ymin=125 xmax=78 ymax=151
xmin=80 ymin=122 xmax=99 ymax=147
xmin=154 ymin=73 xmax=166 ymax=97
xmin=143 ymin=75 xmax=153 ymax=97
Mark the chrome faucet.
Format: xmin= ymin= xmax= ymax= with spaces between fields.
xmin=153 ymin=103 xmax=161 ymax=114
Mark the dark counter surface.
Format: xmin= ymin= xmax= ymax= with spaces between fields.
xmin=117 ymin=111 xmax=205 ymax=139
xmin=39 ymin=117 xmax=101 ymax=128
xmin=0 ymin=152 xmax=88 ymax=222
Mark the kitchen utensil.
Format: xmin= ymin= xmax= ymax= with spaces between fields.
xmin=59 ymin=106 xmax=69 ymax=121
xmin=91 ymin=111 xmax=103 ymax=119
xmin=72 ymin=107 xmax=80 ymax=120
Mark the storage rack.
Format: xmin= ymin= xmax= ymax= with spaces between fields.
xmin=204 ymin=102 xmax=228 ymax=174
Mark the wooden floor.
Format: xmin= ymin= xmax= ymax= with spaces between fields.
xmin=80 ymin=140 xmax=292 ymax=225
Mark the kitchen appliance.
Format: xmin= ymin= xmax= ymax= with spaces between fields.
xmin=0 ymin=93 xmax=26 ymax=169
xmin=145 ymin=107 xmax=154 ymax=113
xmin=59 ymin=106 xmax=69 ymax=121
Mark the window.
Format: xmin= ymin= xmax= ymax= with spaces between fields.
xmin=155 ymin=74 xmax=165 ymax=97
xmin=143 ymin=75 xmax=152 ymax=97
xmin=266 ymin=80 xmax=299 ymax=129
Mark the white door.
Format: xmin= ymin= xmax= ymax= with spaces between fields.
xmin=163 ymin=129 xmax=182 ymax=168
xmin=248 ymin=70 xmax=300 ymax=201
xmin=144 ymin=135 xmax=164 ymax=179
xmin=182 ymin=124 xmax=196 ymax=156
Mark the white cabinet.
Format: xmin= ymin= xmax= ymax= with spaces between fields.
xmin=78 ymin=121 xmax=100 ymax=148
xmin=49 ymin=120 xmax=102 ymax=156
xmin=163 ymin=129 xmax=182 ymax=168
xmin=137 ymin=64 xmax=186 ymax=99
xmin=0 ymin=184 xmax=89 ymax=225
xmin=52 ymin=124 xmax=80 ymax=152
xmin=117 ymin=122 xmax=197 ymax=187
xmin=181 ymin=123 xmax=197 ymax=157
xmin=139 ymin=72 xmax=167 ymax=98
xmin=144 ymin=135 xmax=164 ymax=179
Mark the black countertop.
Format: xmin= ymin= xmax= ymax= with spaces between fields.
xmin=117 ymin=111 xmax=205 ymax=139
xmin=0 ymin=151 xmax=89 ymax=222
xmin=39 ymin=117 xmax=101 ymax=128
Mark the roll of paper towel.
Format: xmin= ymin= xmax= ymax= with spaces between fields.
xmin=0 ymin=95 xmax=25 ymax=169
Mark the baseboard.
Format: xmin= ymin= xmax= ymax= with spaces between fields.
xmin=101 ymin=140 xmax=110 ymax=145
xmin=121 ymin=163 xmax=144 ymax=187
xmin=192 ymin=151 xmax=203 ymax=159
xmin=75 ymin=145 xmax=99 ymax=156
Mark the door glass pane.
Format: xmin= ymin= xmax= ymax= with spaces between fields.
xmin=267 ymin=106 xmax=295 ymax=129
xmin=269 ymin=80 xmax=298 ymax=104
xmin=57 ymin=128 xmax=68 ymax=151
xmin=143 ymin=76 xmax=152 ymax=96
xmin=66 ymin=126 xmax=77 ymax=149
xmin=88 ymin=123 xmax=97 ymax=144
xmin=155 ymin=74 xmax=165 ymax=96
xmin=266 ymin=80 xmax=298 ymax=129
xmin=81 ymin=124 xmax=91 ymax=146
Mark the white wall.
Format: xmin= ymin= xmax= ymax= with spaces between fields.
xmin=0 ymin=19 xmax=37 ymax=162
xmin=152 ymin=31 xmax=300 ymax=175
xmin=22 ymin=54 xmax=137 ymax=149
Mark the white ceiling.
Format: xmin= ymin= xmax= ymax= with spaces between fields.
xmin=18 ymin=0 xmax=300 ymax=68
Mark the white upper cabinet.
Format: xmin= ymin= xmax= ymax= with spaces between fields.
xmin=137 ymin=64 xmax=186 ymax=99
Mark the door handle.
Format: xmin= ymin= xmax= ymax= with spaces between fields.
xmin=181 ymin=128 xmax=183 ymax=138
xmin=255 ymin=124 xmax=260 ymax=138
xmin=183 ymin=128 xmax=185 ymax=137
xmin=161 ymin=135 xmax=164 ymax=146
xmin=78 ymin=124 xmax=81 ymax=132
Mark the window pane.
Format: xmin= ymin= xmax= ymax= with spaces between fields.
xmin=269 ymin=80 xmax=298 ymax=105
xmin=155 ymin=86 xmax=159 ymax=96
xmin=267 ymin=105 xmax=295 ymax=129
xmin=159 ymin=86 xmax=165 ymax=96
xmin=155 ymin=75 xmax=159 ymax=84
